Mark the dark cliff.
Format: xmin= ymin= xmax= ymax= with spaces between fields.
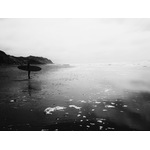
xmin=0 ymin=50 xmax=53 ymax=65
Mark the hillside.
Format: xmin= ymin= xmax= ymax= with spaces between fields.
xmin=0 ymin=50 xmax=53 ymax=65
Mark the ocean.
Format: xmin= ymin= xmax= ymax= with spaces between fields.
xmin=0 ymin=63 xmax=150 ymax=130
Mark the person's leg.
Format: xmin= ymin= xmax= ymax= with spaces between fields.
xmin=28 ymin=71 xmax=30 ymax=79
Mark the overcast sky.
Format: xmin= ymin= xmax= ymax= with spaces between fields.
xmin=0 ymin=18 xmax=150 ymax=64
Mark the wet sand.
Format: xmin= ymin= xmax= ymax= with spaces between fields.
xmin=1 ymin=63 xmax=150 ymax=131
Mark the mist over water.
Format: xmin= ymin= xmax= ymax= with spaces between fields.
xmin=1 ymin=63 xmax=150 ymax=130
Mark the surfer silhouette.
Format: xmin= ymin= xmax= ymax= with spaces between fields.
xmin=18 ymin=61 xmax=41 ymax=79
xmin=27 ymin=61 xmax=31 ymax=79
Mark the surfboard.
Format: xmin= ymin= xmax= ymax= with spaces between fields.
xmin=18 ymin=65 xmax=41 ymax=71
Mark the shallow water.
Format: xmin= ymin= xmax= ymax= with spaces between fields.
xmin=1 ymin=63 xmax=150 ymax=130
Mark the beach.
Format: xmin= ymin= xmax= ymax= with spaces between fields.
xmin=1 ymin=63 xmax=150 ymax=131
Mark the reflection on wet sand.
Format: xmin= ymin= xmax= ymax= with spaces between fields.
xmin=21 ymin=80 xmax=42 ymax=97
xmin=1 ymin=64 xmax=150 ymax=130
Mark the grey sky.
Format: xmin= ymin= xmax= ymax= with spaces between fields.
xmin=0 ymin=18 xmax=150 ymax=64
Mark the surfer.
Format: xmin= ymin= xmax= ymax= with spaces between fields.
xmin=18 ymin=62 xmax=41 ymax=79
xmin=27 ymin=61 xmax=31 ymax=79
